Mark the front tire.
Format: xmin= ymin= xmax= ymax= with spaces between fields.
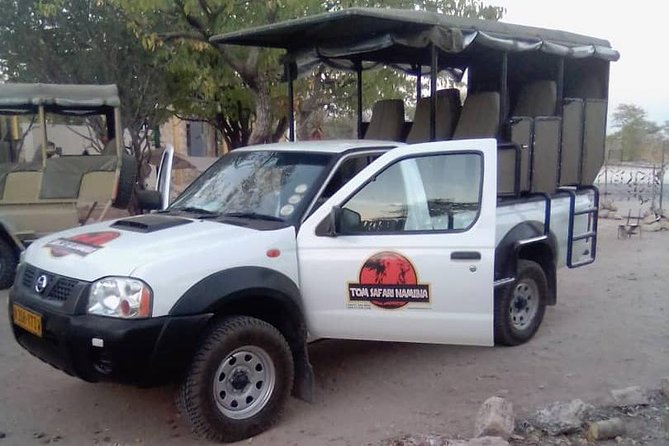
xmin=178 ymin=316 xmax=294 ymax=443
xmin=0 ymin=238 xmax=18 ymax=290
xmin=494 ymin=259 xmax=547 ymax=346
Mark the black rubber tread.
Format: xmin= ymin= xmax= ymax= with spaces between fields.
xmin=0 ymin=237 xmax=18 ymax=290
xmin=178 ymin=316 xmax=294 ymax=443
xmin=494 ymin=259 xmax=548 ymax=346
xmin=112 ymin=153 xmax=137 ymax=209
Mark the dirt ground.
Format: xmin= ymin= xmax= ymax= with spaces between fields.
xmin=0 ymin=219 xmax=668 ymax=446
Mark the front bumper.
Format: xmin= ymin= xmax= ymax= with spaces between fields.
xmin=8 ymin=264 xmax=211 ymax=386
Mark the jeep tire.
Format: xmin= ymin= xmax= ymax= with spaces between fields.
xmin=0 ymin=237 xmax=18 ymax=290
xmin=112 ymin=153 xmax=137 ymax=209
xmin=178 ymin=316 xmax=294 ymax=443
xmin=494 ymin=259 xmax=547 ymax=346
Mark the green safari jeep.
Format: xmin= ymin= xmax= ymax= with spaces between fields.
xmin=0 ymin=83 xmax=137 ymax=289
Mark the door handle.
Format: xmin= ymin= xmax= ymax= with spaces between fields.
xmin=451 ymin=251 xmax=481 ymax=260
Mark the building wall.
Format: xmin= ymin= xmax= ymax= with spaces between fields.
xmin=159 ymin=117 xmax=220 ymax=197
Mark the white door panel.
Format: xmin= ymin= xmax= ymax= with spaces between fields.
xmin=297 ymin=139 xmax=497 ymax=346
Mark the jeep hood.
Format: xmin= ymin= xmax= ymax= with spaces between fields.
xmin=23 ymin=215 xmax=287 ymax=282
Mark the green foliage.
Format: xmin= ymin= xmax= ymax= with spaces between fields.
xmin=0 ymin=0 xmax=171 ymax=160
xmin=607 ymin=104 xmax=665 ymax=162
xmin=118 ymin=0 xmax=504 ymax=148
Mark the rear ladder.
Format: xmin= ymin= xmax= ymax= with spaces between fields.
xmin=558 ymin=185 xmax=599 ymax=268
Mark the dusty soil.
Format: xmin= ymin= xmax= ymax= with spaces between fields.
xmin=0 ymin=219 xmax=668 ymax=446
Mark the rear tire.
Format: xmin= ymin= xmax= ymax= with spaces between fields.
xmin=178 ymin=316 xmax=294 ymax=443
xmin=494 ymin=259 xmax=547 ymax=346
xmin=112 ymin=153 xmax=137 ymax=209
xmin=0 ymin=238 xmax=18 ymax=290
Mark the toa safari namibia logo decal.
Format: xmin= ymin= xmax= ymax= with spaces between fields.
xmin=348 ymin=251 xmax=430 ymax=309
xmin=45 ymin=231 xmax=121 ymax=257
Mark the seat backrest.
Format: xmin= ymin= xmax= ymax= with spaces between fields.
xmin=364 ymin=99 xmax=405 ymax=141
xmin=40 ymin=155 xmax=118 ymax=199
xmin=452 ymin=92 xmax=500 ymax=140
xmin=406 ymin=89 xmax=462 ymax=144
xmin=513 ymin=80 xmax=557 ymax=117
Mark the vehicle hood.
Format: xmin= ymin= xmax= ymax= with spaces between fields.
xmin=24 ymin=215 xmax=286 ymax=282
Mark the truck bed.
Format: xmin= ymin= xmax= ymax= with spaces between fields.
xmin=496 ymin=192 xmax=593 ymax=268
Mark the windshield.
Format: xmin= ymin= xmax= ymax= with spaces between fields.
xmin=170 ymin=150 xmax=332 ymax=223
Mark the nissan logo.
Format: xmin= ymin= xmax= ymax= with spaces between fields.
xmin=34 ymin=275 xmax=49 ymax=294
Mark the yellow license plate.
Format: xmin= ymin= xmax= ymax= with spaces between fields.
xmin=12 ymin=304 xmax=43 ymax=337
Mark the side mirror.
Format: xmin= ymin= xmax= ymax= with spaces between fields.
xmin=317 ymin=206 xmax=363 ymax=237
xmin=333 ymin=206 xmax=362 ymax=235
xmin=136 ymin=189 xmax=163 ymax=212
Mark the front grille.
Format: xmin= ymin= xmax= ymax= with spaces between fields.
xmin=21 ymin=264 xmax=82 ymax=303
xmin=22 ymin=265 xmax=37 ymax=288
xmin=47 ymin=278 xmax=78 ymax=301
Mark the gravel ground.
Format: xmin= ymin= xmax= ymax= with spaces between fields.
xmin=0 ymin=219 xmax=668 ymax=446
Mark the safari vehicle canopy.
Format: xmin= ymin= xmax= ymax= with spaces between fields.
xmin=0 ymin=83 xmax=136 ymax=288
xmin=212 ymin=7 xmax=619 ymax=197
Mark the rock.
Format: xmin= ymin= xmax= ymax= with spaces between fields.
xmin=661 ymin=377 xmax=669 ymax=398
xmin=610 ymin=386 xmax=650 ymax=406
xmin=532 ymin=399 xmax=593 ymax=435
xmin=473 ymin=397 xmax=514 ymax=439
xmin=643 ymin=214 xmax=660 ymax=224
xmin=465 ymin=437 xmax=509 ymax=446
xmin=383 ymin=434 xmax=446 ymax=446
xmin=600 ymin=199 xmax=617 ymax=212
xmin=645 ymin=222 xmax=663 ymax=232
xmin=586 ymin=418 xmax=626 ymax=441
xmin=0 ymin=431 xmax=5 ymax=439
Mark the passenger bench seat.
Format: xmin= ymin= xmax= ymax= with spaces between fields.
xmin=513 ymin=80 xmax=557 ymax=117
xmin=452 ymin=92 xmax=500 ymax=139
xmin=513 ymin=80 xmax=559 ymax=194
xmin=406 ymin=89 xmax=461 ymax=143
xmin=364 ymin=99 xmax=405 ymax=141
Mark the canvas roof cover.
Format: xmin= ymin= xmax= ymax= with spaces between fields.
xmin=212 ymin=8 xmax=619 ymax=72
xmin=0 ymin=83 xmax=120 ymax=109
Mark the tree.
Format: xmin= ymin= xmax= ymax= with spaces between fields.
xmin=120 ymin=0 xmax=504 ymax=150
xmin=0 ymin=0 xmax=171 ymax=171
xmin=608 ymin=104 xmax=663 ymax=162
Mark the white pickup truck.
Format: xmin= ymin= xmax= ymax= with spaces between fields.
xmin=9 ymin=7 xmax=615 ymax=443
xmin=9 ymin=138 xmax=595 ymax=441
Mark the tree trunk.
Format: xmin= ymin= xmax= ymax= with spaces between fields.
xmin=249 ymin=85 xmax=273 ymax=145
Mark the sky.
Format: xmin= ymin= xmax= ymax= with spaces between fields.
xmin=491 ymin=0 xmax=668 ymax=128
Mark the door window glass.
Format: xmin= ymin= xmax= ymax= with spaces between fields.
xmin=341 ymin=152 xmax=482 ymax=233
xmin=415 ymin=153 xmax=482 ymax=230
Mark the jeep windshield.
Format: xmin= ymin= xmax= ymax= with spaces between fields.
xmin=169 ymin=150 xmax=332 ymax=225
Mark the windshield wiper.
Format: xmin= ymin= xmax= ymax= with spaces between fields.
xmin=221 ymin=212 xmax=284 ymax=222
xmin=170 ymin=206 xmax=221 ymax=217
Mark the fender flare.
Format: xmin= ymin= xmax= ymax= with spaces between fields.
xmin=169 ymin=266 xmax=315 ymax=402
xmin=495 ymin=221 xmax=558 ymax=305
xmin=169 ymin=266 xmax=303 ymax=317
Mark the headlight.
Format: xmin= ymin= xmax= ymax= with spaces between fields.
xmin=88 ymin=277 xmax=153 ymax=319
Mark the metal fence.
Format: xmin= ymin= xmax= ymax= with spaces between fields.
xmin=595 ymin=161 xmax=667 ymax=216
